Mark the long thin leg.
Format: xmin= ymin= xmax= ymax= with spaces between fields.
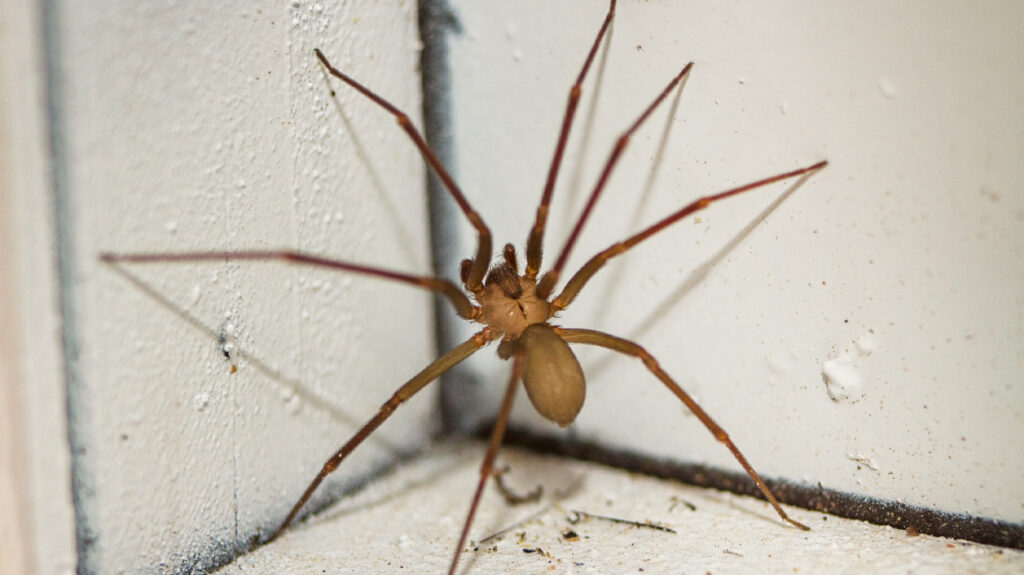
xmin=536 ymin=62 xmax=694 ymax=299
xmin=557 ymin=327 xmax=809 ymax=530
xmin=314 ymin=49 xmax=493 ymax=293
xmin=99 ymin=250 xmax=479 ymax=320
xmin=448 ymin=355 xmax=522 ymax=575
xmin=524 ymin=0 xmax=617 ymax=280
xmin=551 ymin=160 xmax=827 ymax=311
xmin=267 ymin=330 xmax=490 ymax=543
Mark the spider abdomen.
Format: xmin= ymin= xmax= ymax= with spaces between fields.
xmin=519 ymin=323 xmax=585 ymax=427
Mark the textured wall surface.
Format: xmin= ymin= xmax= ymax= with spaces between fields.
xmin=55 ymin=1 xmax=434 ymax=572
xmin=10 ymin=2 xmax=1023 ymax=572
xmin=445 ymin=0 xmax=1023 ymax=524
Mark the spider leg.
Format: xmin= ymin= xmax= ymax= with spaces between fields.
xmin=557 ymin=327 xmax=809 ymax=531
xmin=525 ymin=0 xmax=617 ymax=280
xmin=100 ymin=250 xmax=479 ymax=320
xmin=551 ymin=160 xmax=827 ymax=311
xmin=267 ymin=330 xmax=489 ymax=543
xmin=536 ymin=61 xmax=694 ymax=299
xmin=314 ymin=49 xmax=492 ymax=293
xmin=448 ymin=354 xmax=522 ymax=575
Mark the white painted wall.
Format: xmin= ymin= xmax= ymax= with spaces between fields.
xmin=41 ymin=1 xmax=433 ymax=573
xmin=8 ymin=2 xmax=1022 ymax=571
xmin=1 ymin=2 xmax=77 ymax=574
xmin=447 ymin=0 xmax=1023 ymax=524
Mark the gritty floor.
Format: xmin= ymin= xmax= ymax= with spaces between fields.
xmin=217 ymin=440 xmax=1023 ymax=574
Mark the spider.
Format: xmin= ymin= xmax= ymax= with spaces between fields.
xmin=101 ymin=1 xmax=826 ymax=572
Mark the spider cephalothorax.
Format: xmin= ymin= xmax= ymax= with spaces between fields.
xmin=473 ymin=244 xmax=553 ymax=341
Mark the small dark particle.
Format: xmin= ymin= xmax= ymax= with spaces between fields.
xmin=668 ymin=496 xmax=697 ymax=512
xmin=723 ymin=548 xmax=744 ymax=557
xmin=562 ymin=529 xmax=580 ymax=542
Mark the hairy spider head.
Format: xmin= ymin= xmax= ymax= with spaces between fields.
xmin=470 ymin=244 xmax=553 ymax=340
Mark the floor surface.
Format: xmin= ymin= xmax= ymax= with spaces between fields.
xmin=217 ymin=440 xmax=1023 ymax=574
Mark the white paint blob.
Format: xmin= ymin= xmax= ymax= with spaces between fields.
xmin=822 ymin=333 xmax=876 ymax=403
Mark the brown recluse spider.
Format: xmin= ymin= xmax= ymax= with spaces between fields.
xmin=101 ymin=1 xmax=827 ymax=572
